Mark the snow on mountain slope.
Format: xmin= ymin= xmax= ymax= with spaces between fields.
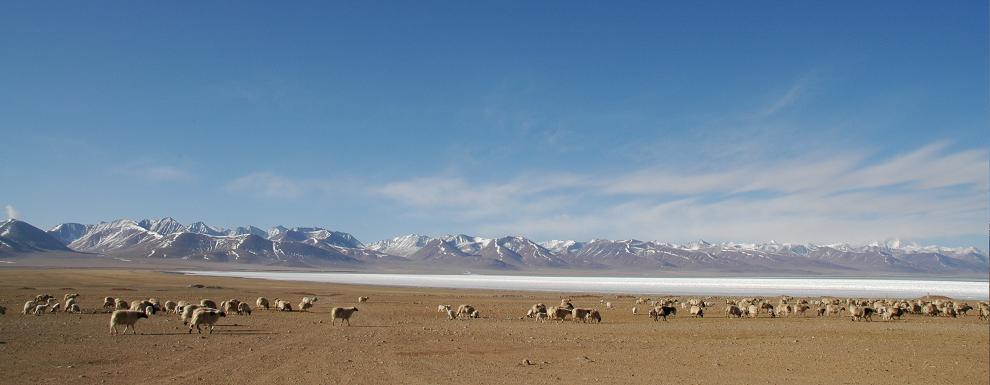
xmin=1 ymin=219 xmax=72 ymax=252
xmin=366 ymin=234 xmax=431 ymax=257
xmin=138 ymin=217 xmax=186 ymax=235
xmin=69 ymin=219 xmax=162 ymax=252
xmin=47 ymin=223 xmax=92 ymax=245
xmin=186 ymin=221 xmax=225 ymax=236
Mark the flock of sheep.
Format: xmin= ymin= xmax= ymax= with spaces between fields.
xmin=7 ymin=291 xmax=989 ymax=337
xmin=13 ymin=293 xmax=363 ymax=335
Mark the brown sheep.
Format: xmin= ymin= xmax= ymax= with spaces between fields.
xmin=330 ymin=307 xmax=359 ymax=326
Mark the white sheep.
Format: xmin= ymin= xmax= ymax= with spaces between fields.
xmin=175 ymin=301 xmax=189 ymax=314
xmin=469 ymin=310 xmax=480 ymax=319
xmin=223 ymin=300 xmax=240 ymax=314
xmin=274 ymin=299 xmax=292 ymax=312
xmin=438 ymin=304 xmax=452 ymax=313
xmin=690 ymin=305 xmax=704 ymax=318
xmin=115 ymin=299 xmax=129 ymax=310
xmin=256 ymin=297 xmax=270 ymax=310
xmin=110 ymin=310 xmax=148 ymax=335
xmin=188 ymin=308 xmax=226 ymax=334
xmin=68 ymin=303 xmax=81 ymax=313
xmin=357 ymin=296 xmax=369 ymax=303
xmin=163 ymin=301 xmax=177 ymax=314
xmin=446 ymin=309 xmax=457 ymax=320
xmin=301 ymin=296 xmax=319 ymax=305
xmin=22 ymin=300 xmax=37 ymax=315
xmin=456 ymin=304 xmax=476 ymax=317
xmin=33 ymin=304 xmax=48 ymax=315
xmin=632 ymin=307 xmax=638 ymax=315
xmin=180 ymin=304 xmax=203 ymax=325
xmin=298 ymin=300 xmax=314 ymax=312
xmin=131 ymin=300 xmax=155 ymax=315
xmin=330 ymin=307 xmax=359 ymax=326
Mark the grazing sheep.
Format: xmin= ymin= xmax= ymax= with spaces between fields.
xmin=330 ymin=307 xmax=359 ymax=326
xmin=67 ymin=303 xmax=81 ymax=313
xmin=175 ymin=301 xmax=189 ymax=314
xmin=115 ymin=299 xmax=129 ymax=311
xmin=748 ymin=304 xmax=759 ymax=318
xmin=274 ymin=299 xmax=292 ymax=312
xmin=978 ymin=306 xmax=989 ymax=321
xmin=200 ymin=299 xmax=218 ymax=309
xmin=223 ymin=300 xmax=240 ymax=314
xmin=64 ymin=297 xmax=78 ymax=312
xmin=632 ymin=307 xmax=638 ymax=315
xmin=881 ymin=306 xmax=904 ymax=321
xmin=63 ymin=293 xmax=79 ymax=304
xmin=456 ymin=304 xmax=476 ymax=318
xmin=690 ymin=305 xmax=704 ymax=318
xmin=237 ymin=302 xmax=252 ymax=315
xmin=357 ymin=296 xmax=369 ymax=303
xmin=535 ymin=312 xmax=548 ymax=322
xmin=131 ymin=300 xmax=155 ymax=315
xmin=941 ymin=306 xmax=957 ymax=318
xmin=605 ymin=302 xmax=613 ymax=310
xmin=147 ymin=298 xmax=161 ymax=312
xmin=22 ymin=300 xmax=37 ymax=314
xmin=49 ymin=303 xmax=61 ymax=313
xmin=163 ymin=301 xmax=177 ymax=314
xmin=438 ymin=304 xmax=452 ymax=313
xmin=256 ymin=297 xmax=270 ymax=310
xmin=725 ymin=305 xmax=743 ymax=318
xmin=33 ymin=304 xmax=48 ymax=315
xmin=110 ymin=310 xmax=148 ymax=335
xmin=188 ymin=308 xmax=226 ymax=334
xmin=103 ymin=297 xmax=115 ymax=311
xmin=180 ymin=304 xmax=204 ymax=325
xmin=651 ymin=306 xmax=677 ymax=321
xmin=955 ymin=303 xmax=973 ymax=316
xmin=529 ymin=303 xmax=547 ymax=316
xmin=586 ymin=310 xmax=602 ymax=323
xmin=446 ymin=309 xmax=457 ymax=320
xmin=849 ymin=305 xmax=875 ymax=322
xmin=470 ymin=310 xmax=480 ymax=318
xmin=548 ymin=306 xmax=571 ymax=321
xmin=572 ymin=308 xmax=594 ymax=322
xmin=301 ymin=296 xmax=319 ymax=305
xmin=299 ymin=300 xmax=314 ymax=312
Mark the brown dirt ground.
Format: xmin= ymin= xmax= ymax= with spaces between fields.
xmin=0 ymin=269 xmax=987 ymax=385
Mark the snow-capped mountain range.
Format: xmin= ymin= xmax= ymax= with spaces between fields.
xmin=0 ymin=217 xmax=986 ymax=276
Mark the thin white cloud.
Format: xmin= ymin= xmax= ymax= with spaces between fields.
xmin=115 ymin=160 xmax=192 ymax=183
xmin=377 ymin=142 xmax=989 ymax=244
xmin=141 ymin=166 xmax=190 ymax=182
xmin=226 ymin=172 xmax=339 ymax=199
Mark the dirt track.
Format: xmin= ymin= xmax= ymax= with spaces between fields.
xmin=0 ymin=269 xmax=987 ymax=385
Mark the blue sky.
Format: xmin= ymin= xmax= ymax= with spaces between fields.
xmin=1 ymin=1 xmax=987 ymax=249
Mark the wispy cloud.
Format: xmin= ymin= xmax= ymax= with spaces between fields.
xmin=226 ymin=172 xmax=339 ymax=199
xmin=376 ymin=142 xmax=989 ymax=244
xmin=115 ymin=161 xmax=191 ymax=183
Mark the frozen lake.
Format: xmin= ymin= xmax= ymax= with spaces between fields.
xmin=180 ymin=271 xmax=990 ymax=300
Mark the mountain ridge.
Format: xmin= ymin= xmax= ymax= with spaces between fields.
xmin=0 ymin=217 xmax=984 ymax=275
